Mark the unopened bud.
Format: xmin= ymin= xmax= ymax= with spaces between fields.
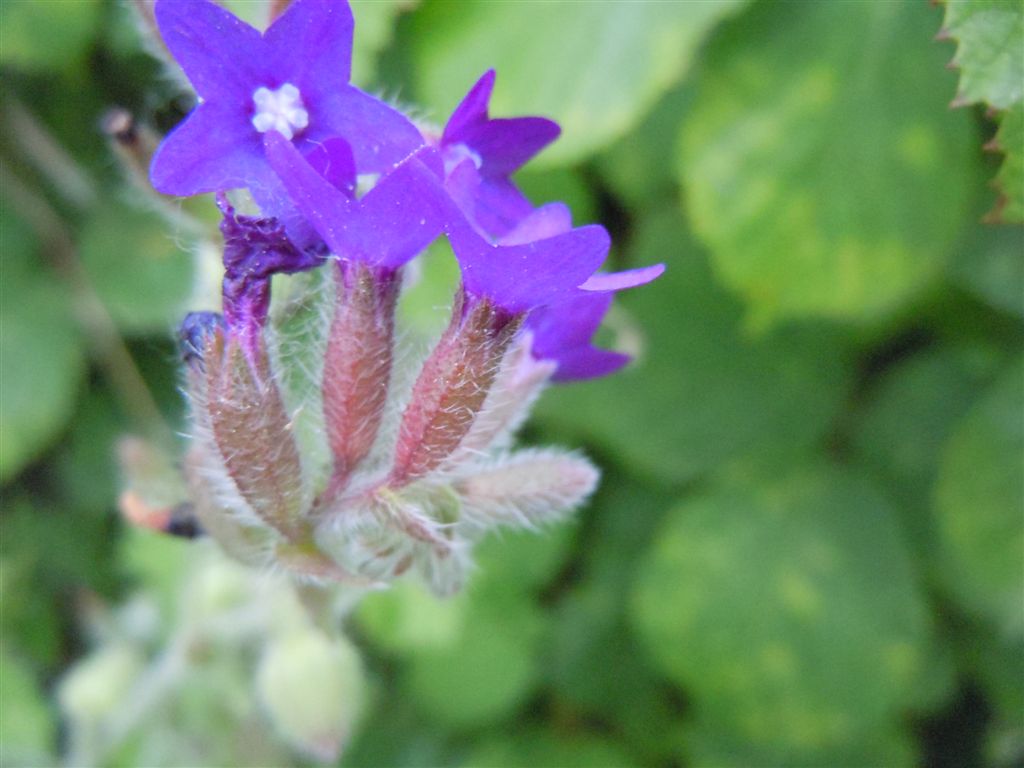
xmin=178 ymin=311 xmax=224 ymax=373
xmin=58 ymin=645 xmax=145 ymax=724
xmin=256 ymin=629 xmax=365 ymax=762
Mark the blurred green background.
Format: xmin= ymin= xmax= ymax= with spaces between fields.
xmin=1 ymin=0 xmax=1022 ymax=766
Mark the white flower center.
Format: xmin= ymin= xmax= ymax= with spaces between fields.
xmin=444 ymin=143 xmax=483 ymax=176
xmin=251 ymin=83 xmax=309 ymax=140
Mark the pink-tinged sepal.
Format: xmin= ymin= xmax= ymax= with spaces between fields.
xmin=203 ymin=330 xmax=308 ymax=543
xmin=454 ymin=449 xmax=599 ymax=530
xmin=320 ymin=261 xmax=400 ymax=500
xmin=389 ymin=293 xmax=522 ymax=487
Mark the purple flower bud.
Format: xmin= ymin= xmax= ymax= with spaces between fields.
xmin=178 ymin=311 xmax=225 ymax=372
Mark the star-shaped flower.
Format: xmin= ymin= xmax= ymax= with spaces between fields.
xmin=440 ymin=70 xmax=560 ymax=240
xmin=149 ymin=0 xmax=423 ymax=203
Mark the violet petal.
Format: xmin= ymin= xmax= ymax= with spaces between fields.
xmin=304 ymin=137 xmax=357 ymax=198
xmin=445 ymin=160 xmax=533 ymax=240
xmin=498 ymin=202 xmax=573 ymax=246
xmin=442 ymin=69 xmax=495 ymax=145
xmin=528 ymin=292 xmax=613 ymax=353
xmin=155 ymin=0 xmax=267 ymax=102
xmin=449 ymin=218 xmax=610 ymax=314
xmin=443 ymin=70 xmax=559 ymax=176
xmin=263 ymin=0 xmax=353 ymax=89
xmin=459 ymin=116 xmax=560 ymax=177
xmin=311 ymin=86 xmax=424 ymax=173
xmin=580 ymin=264 xmax=666 ymax=292
xmin=265 ymin=131 xmax=445 ymax=268
xmin=150 ymin=101 xmax=264 ymax=196
xmin=551 ymin=348 xmax=631 ymax=382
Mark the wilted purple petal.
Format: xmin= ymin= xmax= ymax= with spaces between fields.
xmin=178 ymin=311 xmax=225 ymax=372
xmin=150 ymin=101 xmax=264 ymax=196
xmin=580 ymin=264 xmax=666 ymax=292
xmin=448 ymin=217 xmax=610 ymax=314
xmin=155 ymin=0 xmax=268 ymax=102
xmin=217 ymin=196 xmax=326 ymax=355
xmin=263 ymin=0 xmax=353 ymax=90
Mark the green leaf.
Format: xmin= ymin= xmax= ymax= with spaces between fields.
xmin=515 ymin=168 xmax=598 ymax=227
xmin=404 ymin=586 xmax=543 ymax=728
xmin=631 ymin=462 xmax=940 ymax=763
xmin=679 ymin=1 xmax=979 ymax=326
xmin=465 ymin=730 xmax=638 ymax=768
xmin=0 ymin=647 xmax=55 ymax=767
xmin=595 ymin=85 xmax=692 ymax=210
xmin=351 ymin=0 xmax=417 ymax=87
xmin=55 ymin=389 xmax=122 ymax=513
xmin=943 ymin=0 xmax=1024 ymax=110
xmin=0 ymin=557 xmax=62 ymax=671
xmin=682 ymin=720 xmax=918 ymax=768
xmin=533 ymin=210 xmax=851 ymax=485
xmin=411 ymin=0 xmax=747 ymax=167
xmin=949 ymin=221 xmax=1024 ymax=316
xmin=356 ymin=579 xmax=468 ymax=654
xmin=0 ymin=0 xmax=100 ymax=71
xmin=473 ymin=521 xmax=576 ymax=593
xmin=78 ymin=201 xmax=193 ymax=335
xmin=850 ymin=343 xmax=1005 ymax=564
xmin=989 ymin=102 xmax=1024 ymax=223
xmin=934 ymin=356 xmax=1024 ymax=637
xmin=0 ymin=207 xmax=85 ymax=482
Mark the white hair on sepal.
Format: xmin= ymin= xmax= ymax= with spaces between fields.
xmin=452 ymin=448 xmax=600 ymax=535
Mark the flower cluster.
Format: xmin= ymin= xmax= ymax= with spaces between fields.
xmin=149 ymin=0 xmax=662 ymax=595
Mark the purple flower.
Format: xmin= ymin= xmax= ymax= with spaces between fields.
xmin=149 ymin=0 xmax=422 ymax=205
xmin=178 ymin=311 xmax=225 ymax=372
xmin=264 ymin=131 xmax=448 ymax=270
xmin=525 ymin=263 xmax=665 ymax=382
xmin=526 ymin=293 xmax=629 ymax=382
xmin=447 ymin=213 xmax=610 ymax=316
xmin=440 ymin=70 xmax=560 ymax=240
xmin=217 ymin=195 xmax=326 ymax=358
